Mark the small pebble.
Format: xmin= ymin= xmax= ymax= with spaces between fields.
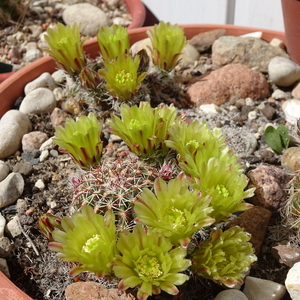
xmin=281 ymin=147 xmax=300 ymax=172
xmin=39 ymin=150 xmax=49 ymax=162
xmin=35 ymin=179 xmax=45 ymax=190
xmin=0 ymin=258 xmax=10 ymax=278
xmin=282 ymin=99 xmax=300 ymax=125
xmin=25 ymin=72 xmax=57 ymax=95
xmin=5 ymin=215 xmax=22 ymax=237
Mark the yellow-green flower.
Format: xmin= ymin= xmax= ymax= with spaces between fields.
xmin=134 ymin=174 xmax=215 ymax=247
xmin=114 ymin=225 xmax=191 ymax=300
xmin=98 ymin=54 xmax=146 ymax=100
xmin=190 ymin=226 xmax=257 ymax=287
xmin=53 ymin=112 xmax=103 ymax=169
xmin=96 ymin=24 xmax=130 ymax=61
xmin=147 ymin=21 xmax=187 ymax=70
xmin=165 ymin=120 xmax=254 ymax=223
xmin=44 ymin=23 xmax=87 ymax=77
xmin=109 ymin=101 xmax=180 ymax=159
xmin=48 ymin=205 xmax=118 ymax=277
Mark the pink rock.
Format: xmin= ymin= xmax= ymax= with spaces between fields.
xmin=272 ymin=244 xmax=300 ymax=267
xmin=22 ymin=131 xmax=48 ymax=152
xmin=187 ymin=63 xmax=269 ymax=106
xmin=226 ymin=206 xmax=272 ymax=255
xmin=247 ymin=165 xmax=292 ymax=213
xmin=65 ymin=282 xmax=136 ymax=300
xmin=50 ymin=107 xmax=69 ymax=128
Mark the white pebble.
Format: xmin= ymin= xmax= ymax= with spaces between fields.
xmin=282 ymin=99 xmax=300 ymax=125
xmin=248 ymin=111 xmax=257 ymax=120
xmin=272 ymin=89 xmax=288 ymax=100
xmin=245 ymin=97 xmax=254 ymax=106
xmin=35 ymin=179 xmax=45 ymax=190
xmin=19 ymin=87 xmax=56 ymax=115
xmin=286 ymin=261 xmax=300 ymax=300
xmin=24 ymin=48 xmax=42 ymax=63
xmin=200 ymin=103 xmax=220 ymax=114
xmin=268 ymin=56 xmax=300 ymax=87
xmin=51 ymin=70 xmax=66 ymax=84
xmin=243 ymin=276 xmax=286 ymax=300
xmin=0 ymin=110 xmax=32 ymax=159
xmin=39 ymin=137 xmax=56 ymax=151
xmin=25 ymin=72 xmax=57 ymax=95
xmin=270 ymin=38 xmax=285 ymax=50
xmin=39 ymin=150 xmax=49 ymax=162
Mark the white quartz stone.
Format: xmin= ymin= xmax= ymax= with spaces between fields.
xmin=286 ymin=261 xmax=300 ymax=300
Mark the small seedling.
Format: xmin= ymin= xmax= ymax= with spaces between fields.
xmin=264 ymin=124 xmax=290 ymax=154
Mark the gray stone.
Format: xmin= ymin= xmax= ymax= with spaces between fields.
xmin=214 ymin=289 xmax=248 ymax=300
xmin=19 ymin=87 xmax=56 ymax=114
xmin=212 ymin=36 xmax=289 ymax=73
xmin=0 ymin=160 xmax=9 ymax=182
xmin=0 ymin=173 xmax=24 ymax=208
xmin=0 ymin=110 xmax=32 ymax=159
xmin=0 ymin=237 xmax=13 ymax=258
xmin=0 ymin=213 xmax=5 ymax=238
xmin=268 ymin=56 xmax=300 ymax=87
xmin=244 ymin=276 xmax=286 ymax=300
xmin=0 ymin=258 xmax=10 ymax=278
xmin=62 ymin=3 xmax=110 ymax=36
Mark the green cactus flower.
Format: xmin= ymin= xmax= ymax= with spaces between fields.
xmin=38 ymin=213 xmax=63 ymax=242
xmin=190 ymin=226 xmax=257 ymax=287
xmin=44 ymin=23 xmax=87 ymax=77
xmin=147 ymin=21 xmax=187 ymax=70
xmin=96 ymin=24 xmax=130 ymax=61
xmin=79 ymin=67 xmax=103 ymax=90
xmin=53 ymin=112 xmax=103 ymax=170
xmin=134 ymin=174 xmax=215 ymax=247
xmin=113 ymin=225 xmax=191 ymax=300
xmin=109 ymin=101 xmax=180 ymax=159
xmin=48 ymin=205 xmax=118 ymax=277
xmin=98 ymin=54 xmax=146 ymax=100
xmin=165 ymin=120 xmax=254 ymax=223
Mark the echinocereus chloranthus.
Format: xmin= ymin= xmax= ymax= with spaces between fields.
xmin=44 ymin=22 xmax=87 ymax=77
xmin=190 ymin=226 xmax=257 ymax=287
xmin=113 ymin=225 xmax=191 ymax=300
xmin=189 ymin=159 xmax=254 ymax=223
xmin=165 ymin=120 xmax=234 ymax=178
xmin=147 ymin=21 xmax=187 ymax=70
xmin=79 ymin=67 xmax=103 ymax=90
xmin=38 ymin=213 xmax=63 ymax=242
xmin=134 ymin=174 xmax=215 ymax=247
xmin=98 ymin=54 xmax=146 ymax=101
xmin=48 ymin=205 xmax=118 ymax=277
xmin=165 ymin=120 xmax=254 ymax=223
xmin=96 ymin=24 xmax=130 ymax=61
xmin=109 ymin=101 xmax=180 ymax=159
xmin=53 ymin=112 xmax=103 ymax=170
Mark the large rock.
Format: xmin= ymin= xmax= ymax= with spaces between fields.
xmin=247 ymin=165 xmax=292 ymax=213
xmin=63 ymin=3 xmax=110 ymax=36
xmin=189 ymin=29 xmax=226 ymax=52
xmin=0 ymin=110 xmax=32 ymax=159
xmin=226 ymin=206 xmax=271 ymax=254
xmin=187 ymin=63 xmax=269 ymax=106
xmin=212 ymin=36 xmax=289 ymax=73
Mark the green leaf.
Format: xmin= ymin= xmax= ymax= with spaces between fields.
xmin=277 ymin=124 xmax=290 ymax=149
xmin=264 ymin=126 xmax=283 ymax=154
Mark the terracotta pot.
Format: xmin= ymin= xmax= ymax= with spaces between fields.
xmin=0 ymin=0 xmax=146 ymax=85
xmin=281 ymin=0 xmax=300 ymax=64
xmin=0 ymin=24 xmax=286 ymax=298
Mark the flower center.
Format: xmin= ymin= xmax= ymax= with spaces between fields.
xmin=82 ymin=234 xmax=101 ymax=253
xmin=136 ymin=255 xmax=163 ymax=278
xmin=166 ymin=206 xmax=186 ymax=230
xmin=59 ymin=37 xmax=67 ymax=44
xmin=115 ymin=70 xmax=133 ymax=85
xmin=186 ymin=140 xmax=200 ymax=148
xmin=216 ymin=184 xmax=229 ymax=197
